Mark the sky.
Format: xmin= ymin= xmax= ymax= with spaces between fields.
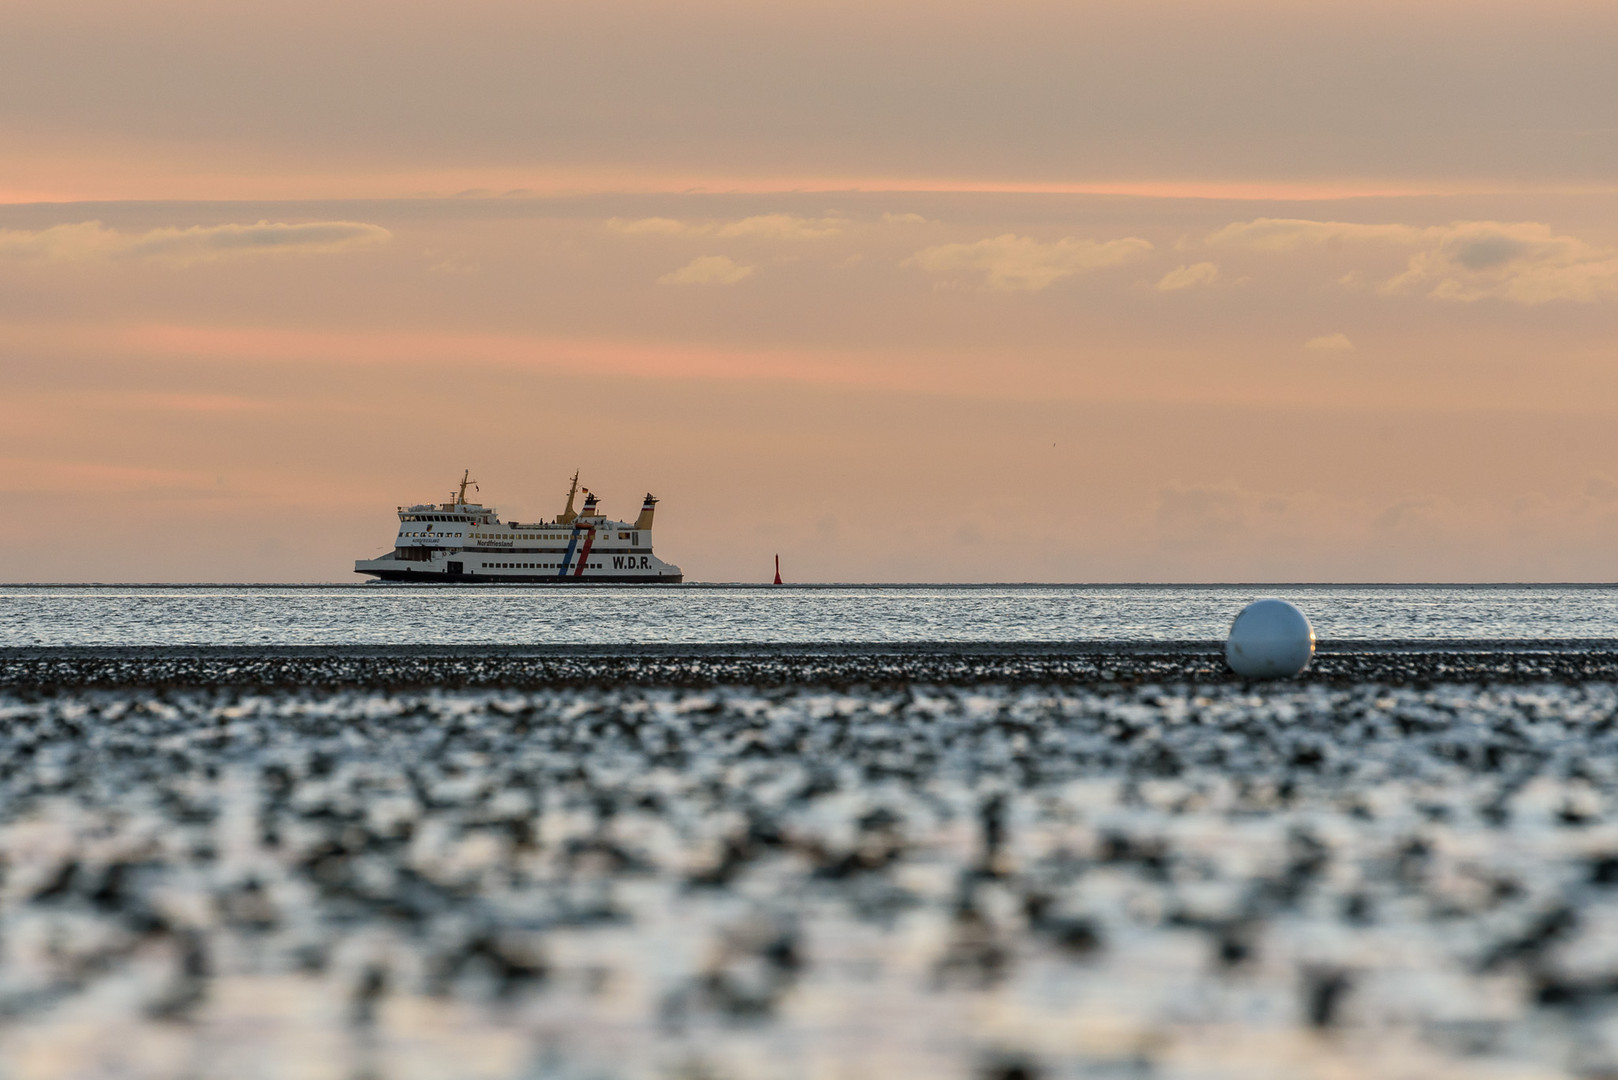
xmin=3 ymin=0 xmax=1618 ymax=582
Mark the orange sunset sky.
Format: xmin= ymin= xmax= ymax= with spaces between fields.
xmin=4 ymin=0 xmax=1618 ymax=582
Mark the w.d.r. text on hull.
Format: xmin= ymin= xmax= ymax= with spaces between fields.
xmin=354 ymin=471 xmax=684 ymax=583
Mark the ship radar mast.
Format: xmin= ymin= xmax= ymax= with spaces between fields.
xmin=558 ymin=470 xmax=581 ymax=524
xmin=455 ymin=469 xmax=478 ymax=507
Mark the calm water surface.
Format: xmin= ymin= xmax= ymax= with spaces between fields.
xmin=4 ymin=584 xmax=1617 ymax=646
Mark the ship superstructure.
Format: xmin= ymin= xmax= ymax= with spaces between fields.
xmin=355 ymin=471 xmax=684 ymax=583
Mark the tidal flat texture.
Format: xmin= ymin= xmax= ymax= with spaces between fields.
xmin=1 ymin=649 xmax=1617 ymax=1079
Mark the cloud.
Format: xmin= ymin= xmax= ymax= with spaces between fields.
xmin=605 ymin=217 xmax=690 ymax=236
xmin=716 ymin=214 xmax=846 ymax=240
xmin=882 ymin=212 xmax=930 ymax=226
xmin=426 ymin=252 xmax=480 ymax=275
xmin=608 ymin=214 xmax=846 ymax=240
xmin=1207 ymin=217 xmax=1618 ymax=303
xmin=1205 ymin=218 xmax=1426 ymax=251
xmin=1304 ymin=333 xmax=1355 ymax=352
xmin=1155 ymin=261 xmax=1219 ymax=291
xmin=903 ymin=233 xmax=1153 ymax=292
xmin=1371 ymin=497 xmax=1439 ymax=535
xmin=657 ymin=255 xmax=755 ymax=285
xmin=1155 ymin=485 xmax=1248 ymax=547
xmin=0 ymin=456 xmax=215 ymax=496
xmin=0 ymin=220 xmax=391 ymax=266
xmin=1385 ymin=222 xmax=1618 ymax=303
xmin=1586 ymin=474 xmax=1618 ymax=502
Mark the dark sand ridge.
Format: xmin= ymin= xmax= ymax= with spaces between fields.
xmin=6 ymin=640 xmax=1618 ymax=691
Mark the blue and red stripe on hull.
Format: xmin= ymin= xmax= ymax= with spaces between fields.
xmin=573 ymin=526 xmax=597 ymax=577
xmin=558 ymin=527 xmax=582 ymax=577
xmin=558 ymin=523 xmax=598 ymax=577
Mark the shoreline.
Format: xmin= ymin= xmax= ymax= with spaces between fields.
xmin=8 ymin=640 xmax=1618 ymax=690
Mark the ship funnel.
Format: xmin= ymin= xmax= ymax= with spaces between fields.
xmin=581 ymin=489 xmax=600 ymax=517
xmin=634 ymin=494 xmax=657 ymax=531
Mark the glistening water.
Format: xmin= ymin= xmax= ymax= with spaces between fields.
xmin=4 ymin=583 xmax=1617 ymax=646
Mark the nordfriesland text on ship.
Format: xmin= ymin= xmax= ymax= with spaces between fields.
xmin=355 ymin=472 xmax=684 ymax=583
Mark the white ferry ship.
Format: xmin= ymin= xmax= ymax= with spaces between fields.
xmin=355 ymin=471 xmax=684 ymax=583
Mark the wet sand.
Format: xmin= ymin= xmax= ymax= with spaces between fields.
xmin=7 ymin=640 xmax=1618 ymax=691
xmin=1 ymin=645 xmax=1616 ymax=1078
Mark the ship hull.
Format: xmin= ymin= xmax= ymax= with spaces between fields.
xmin=357 ymin=568 xmax=683 ymax=584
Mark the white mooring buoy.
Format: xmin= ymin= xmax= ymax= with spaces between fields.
xmin=1225 ymin=598 xmax=1315 ymax=678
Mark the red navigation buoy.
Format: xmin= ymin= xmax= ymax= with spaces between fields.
xmin=773 ymin=554 xmax=782 ymax=585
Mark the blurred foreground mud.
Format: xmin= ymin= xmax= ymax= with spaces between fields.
xmin=0 ymin=647 xmax=1616 ymax=1078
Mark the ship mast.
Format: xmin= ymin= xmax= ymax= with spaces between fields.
xmin=558 ymin=470 xmax=580 ymax=524
xmin=456 ymin=469 xmax=478 ymax=507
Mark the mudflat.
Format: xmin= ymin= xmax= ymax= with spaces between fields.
xmin=6 ymin=639 xmax=1618 ymax=690
xmin=0 ymin=645 xmax=1615 ymax=1078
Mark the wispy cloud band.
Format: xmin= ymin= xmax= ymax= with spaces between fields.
xmin=903 ymin=233 xmax=1153 ymax=291
xmin=0 ymin=220 xmax=392 ymax=266
xmin=608 ymin=214 xmax=847 ymax=240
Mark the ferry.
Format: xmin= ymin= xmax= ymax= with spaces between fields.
xmin=355 ymin=471 xmax=684 ymax=583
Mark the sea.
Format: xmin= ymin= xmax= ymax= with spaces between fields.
xmin=4 ymin=582 xmax=1617 ymax=646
